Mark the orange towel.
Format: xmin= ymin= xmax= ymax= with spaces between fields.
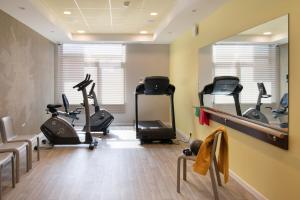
xmin=193 ymin=126 xmax=229 ymax=183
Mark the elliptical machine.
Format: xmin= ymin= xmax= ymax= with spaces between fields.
xmin=242 ymin=82 xmax=271 ymax=124
xmin=83 ymin=83 xmax=114 ymax=134
xmin=40 ymin=74 xmax=98 ymax=150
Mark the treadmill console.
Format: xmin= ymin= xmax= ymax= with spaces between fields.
xmin=136 ymin=76 xmax=175 ymax=95
xmin=212 ymin=76 xmax=241 ymax=95
xmin=144 ymin=76 xmax=169 ymax=95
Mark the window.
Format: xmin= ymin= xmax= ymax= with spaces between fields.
xmin=56 ymin=44 xmax=126 ymax=105
xmin=213 ymin=44 xmax=279 ymax=104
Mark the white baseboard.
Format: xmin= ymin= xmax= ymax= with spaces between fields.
xmin=176 ymin=128 xmax=189 ymax=140
xmin=229 ymin=170 xmax=268 ymax=200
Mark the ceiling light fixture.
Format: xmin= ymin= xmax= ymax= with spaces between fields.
xmin=150 ymin=12 xmax=158 ymax=16
xmin=64 ymin=11 xmax=72 ymax=15
xmin=147 ymin=19 xmax=155 ymax=23
xmin=77 ymin=30 xmax=85 ymax=33
xmin=263 ymin=32 xmax=272 ymax=35
xmin=123 ymin=1 xmax=130 ymax=7
xmin=140 ymin=30 xmax=148 ymax=34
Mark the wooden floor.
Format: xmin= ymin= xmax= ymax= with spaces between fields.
xmin=1 ymin=127 xmax=256 ymax=200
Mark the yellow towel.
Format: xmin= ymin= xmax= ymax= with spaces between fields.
xmin=192 ymin=126 xmax=229 ymax=183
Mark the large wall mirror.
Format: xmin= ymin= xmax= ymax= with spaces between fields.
xmin=198 ymin=15 xmax=289 ymax=141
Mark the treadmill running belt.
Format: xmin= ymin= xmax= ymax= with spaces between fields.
xmin=138 ymin=120 xmax=166 ymax=130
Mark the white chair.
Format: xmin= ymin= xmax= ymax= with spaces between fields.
xmin=0 ymin=142 xmax=28 ymax=183
xmin=0 ymin=153 xmax=15 ymax=200
xmin=177 ymin=132 xmax=222 ymax=200
xmin=0 ymin=116 xmax=40 ymax=170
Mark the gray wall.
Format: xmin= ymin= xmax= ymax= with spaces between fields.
xmin=279 ymin=43 xmax=288 ymax=97
xmin=0 ymin=10 xmax=55 ymax=135
xmin=117 ymin=44 xmax=170 ymax=124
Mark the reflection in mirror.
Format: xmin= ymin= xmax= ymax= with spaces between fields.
xmin=198 ymin=15 xmax=288 ymax=132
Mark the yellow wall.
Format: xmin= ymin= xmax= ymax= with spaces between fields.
xmin=170 ymin=0 xmax=300 ymax=199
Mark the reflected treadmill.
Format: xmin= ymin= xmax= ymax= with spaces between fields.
xmin=199 ymin=76 xmax=243 ymax=116
xmin=135 ymin=76 xmax=176 ymax=144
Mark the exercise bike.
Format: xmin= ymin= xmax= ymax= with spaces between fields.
xmin=242 ymin=82 xmax=270 ymax=124
xmin=266 ymin=93 xmax=288 ymax=128
xmin=61 ymin=93 xmax=83 ymax=126
xmin=40 ymin=74 xmax=98 ymax=150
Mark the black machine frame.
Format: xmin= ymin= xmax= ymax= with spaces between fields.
xmin=135 ymin=76 xmax=176 ymax=143
xmin=84 ymin=82 xmax=114 ymax=134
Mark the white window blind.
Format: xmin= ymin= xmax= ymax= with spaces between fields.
xmin=213 ymin=44 xmax=279 ymax=104
xmin=56 ymin=44 xmax=126 ymax=105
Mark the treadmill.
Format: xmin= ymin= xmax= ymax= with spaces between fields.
xmin=135 ymin=76 xmax=176 ymax=144
xmin=199 ymin=76 xmax=243 ymax=116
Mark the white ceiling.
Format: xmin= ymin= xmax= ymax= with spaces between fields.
xmin=39 ymin=0 xmax=175 ymax=34
xmin=0 ymin=0 xmax=228 ymax=43
xmin=219 ymin=15 xmax=288 ymax=44
xmin=239 ymin=15 xmax=288 ymax=37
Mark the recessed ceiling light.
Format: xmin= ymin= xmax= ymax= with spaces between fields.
xmin=263 ymin=32 xmax=272 ymax=35
xmin=147 ymin=19 xmax=155 ymax=23
xmin=140 ymin=30 xmax=148 ymax=34
xmin=77 ymin=30 xmax=85 ymax=33
xmin=63 ymin=11 xmax=72 ymax=15
xmin=123 ymin=1 xmax=130 ymax=7
xmin=150 ymin=12 xmax=158 ymax=16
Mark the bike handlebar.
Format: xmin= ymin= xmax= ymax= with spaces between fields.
xmin=73 ymin=74 xmax=90 ymax=89
xmin=88 ymin=83 xmax=96 ymax=96
xmin=77 ymin=80 xmax=93 ymax=91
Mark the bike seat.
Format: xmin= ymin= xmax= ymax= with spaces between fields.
xmin=47 ymin=104 xmax=62 ymax=109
